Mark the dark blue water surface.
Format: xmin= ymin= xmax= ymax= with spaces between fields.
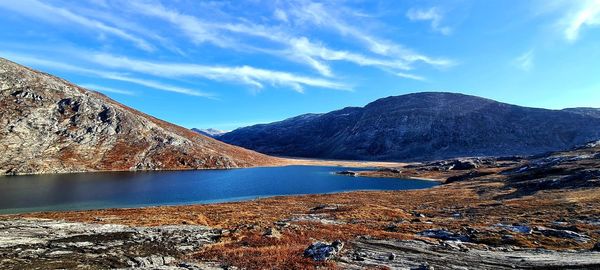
xmin=0 ymin=166 xmax=437 ymax=214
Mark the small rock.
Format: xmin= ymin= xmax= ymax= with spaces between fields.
xmin=274 ymin=221 xmax=290 ymax=228
xmin=388 ymin=253 xmax=396 ymax=260
xmin=412 ymin=262 xmax=434 ymax=270
xmin=494 ymin=224 xmax=532 ymax=234
xmin=264 ymin=227 xmax=282 ymax=239
xmin=385 ymin=223 xmax=399 ymax=232
xmin=303 ymin=240 xmax=344 ymax=261
xmin=412 ymin=211 xmax=426 ymax=218
xmin=352 ymin=251 xmax=365 ymax=261
xmin=591 ymin=242 xmax=600 ymax=252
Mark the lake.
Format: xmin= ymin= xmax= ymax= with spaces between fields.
xmin=0 ymin=166 xmax=438 ymax=214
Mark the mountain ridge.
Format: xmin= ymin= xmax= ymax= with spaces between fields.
xmin=0 ymin=58 xmax=279 ymax=175
xmin=219 ymin=92 xmax=600 ymax=161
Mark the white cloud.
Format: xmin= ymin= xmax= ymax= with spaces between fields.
xmin=561 ymin=0 xmax=600 ymax=42
xmin=1 ymin=52 xmax=211 ymax=97
xmin=0 ymin=0 xmax=154 ymax=51
xmin=274 ymin=9 xmax=289 ymax=22
xmin=89 ymin=53 xmax=350 ymax=92
xmin=130 ymin=1 xmax=233 ymax=47
xmin=129 ymin=1 xmax=452 ymax=79
xmin=287 ymin=2 xmax=455 ymax=69
xmin=513 ymin=50 xmax=535 ymax=71
xmin=394 ymin=72 xmax=426 ymax=81
xmin=79 ymin=84 xmax=135 ymax=96
xmin=406 ymin=7 xmax=452 ymax=35
xmin=286 ymin=37 xmax=413 ymax=74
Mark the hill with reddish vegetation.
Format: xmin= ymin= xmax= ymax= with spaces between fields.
xmin=0 ymin=58 xmax=279 ymax=175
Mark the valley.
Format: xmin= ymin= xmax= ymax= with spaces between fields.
xmin=1 ymin=59 xmax=599 ymax=269
xmin=2 ymin=1 xmax=600 ymax=269
xmin=2 ymin=140 xmax=600 ymax=269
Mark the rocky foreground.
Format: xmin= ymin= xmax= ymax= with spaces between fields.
xmin=0 ymin=58 xmax=279 ymax=175
xmin=2 ymin=141 xmax=600 ymax=269
xmin=1 ymin=218 xmax=599 ymax=270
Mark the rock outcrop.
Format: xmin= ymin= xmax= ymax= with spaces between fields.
xmin=338 ymin=239 xmax=600 ymax=269
xmin=0 ymin=218 xmax=222 ymax=269
xmin=220 ymin=92 xmax=600 ymax=161
xmin=0 ymin=58 xmax=277 ymax=175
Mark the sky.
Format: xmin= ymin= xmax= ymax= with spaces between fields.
xmin=1 ymin=0 xmax=599 ymax=131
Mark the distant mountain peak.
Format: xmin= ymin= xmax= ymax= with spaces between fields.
xmin=191 ymin=128 xmax=228 ymax=137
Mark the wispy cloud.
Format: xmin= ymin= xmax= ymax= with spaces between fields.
xmin=90 ymin=53 xmax=350 ymax=92
xmin=0 ymin=0 xmax=154 ymax=51
xmin=561 ymin=0 xmax=600 ymax=42
xmin=79 ymin=83 xmax=136 ymax=96
xmin=128 ymin=1 xmax=452 ymax=79
xmin=406 ymin=7 xmax=452 ymax=35
xmin=513 ymin=50 xmax=535 ymax=71
xmin=1 ymin=52 xmax=211 ymax=97
xmin=130 ymin=1 xmax=233 ymax=48
xmin=394 ymin=72 xmax=426 ymax=81
xmin=274 ymin=9 xmax=289 ymax=23
xmin=1 ymin=0 xmax=455 ymax=96
xmin=287 ymin=2 xmax=455 ymax=69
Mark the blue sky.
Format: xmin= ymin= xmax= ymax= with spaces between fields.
xmin=1 ymin=0 xmax=599 ymax=130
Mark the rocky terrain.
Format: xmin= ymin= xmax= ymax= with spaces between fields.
xmin=0 ymin=218 xmax=225 ymax=269
xmin=0 ymin=58 xmax=280 ymax=175
xmin=4 ymin=140 xmax=600 ymax=269
xmin=220 ymin=92 xmax=600 ymax=161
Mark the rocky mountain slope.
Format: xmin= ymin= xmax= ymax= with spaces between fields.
xmin=191 ymin=128 xmax=227 ymax=138
xmin=0 ymin=58 xmax=277 ymax=175
xmin=220 ymin=92 xmax=600 ymax=161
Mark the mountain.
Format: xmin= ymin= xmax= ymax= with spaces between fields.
xmin=219 ymin=92 xmax=600 ymax=161
xmin=0 ymin=58 xmax=277 ymax=175
xmin=191 ymin=128 xmax=228 ymax=138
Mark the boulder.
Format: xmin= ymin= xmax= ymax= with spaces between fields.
xmin=418 ymin=229 xmax=470 ymax=242
xmin=449 ymin=160 xmax=478 ymax=170
xmin=534 ymin=226 xmax=590 ymax=242
xmin=303 ymin=240 xmax=344 ymax=261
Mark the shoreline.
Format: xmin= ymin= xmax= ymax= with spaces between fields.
xmin=0 ymin=157 xmax=408 ymax=177
xmin=2 ymin=147 xmax=600 ymax=269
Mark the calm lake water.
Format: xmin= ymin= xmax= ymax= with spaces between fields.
xmin=0 ymin=166 xmax=438 ymax=214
